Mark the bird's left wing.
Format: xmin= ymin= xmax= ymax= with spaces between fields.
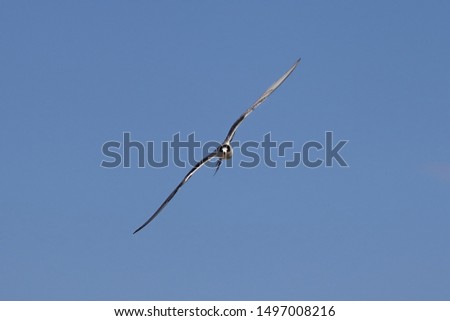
xmin=133 ymin=151 xmax=217 ymax=234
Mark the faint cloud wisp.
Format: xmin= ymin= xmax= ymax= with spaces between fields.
xmin=424 ymin=162 xmax=450 ymax=182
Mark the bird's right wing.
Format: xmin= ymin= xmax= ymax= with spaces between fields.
xmin=224 ymin=58 xmax=301 ymax=144
xmin=133 ymin=151 xmax=217 ymax=234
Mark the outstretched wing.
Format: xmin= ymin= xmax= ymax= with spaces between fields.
xmin=133 ymin=151 xmax=217 ymax=234
xmin=223 ymin=58 xmax=301 ymax=144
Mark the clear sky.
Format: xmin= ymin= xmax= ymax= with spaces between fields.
xmin=1 ymin=1 xmax=449 ymax=300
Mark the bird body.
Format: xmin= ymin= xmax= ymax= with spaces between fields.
xmin=133 ymin=58 xmax=301 ymax=234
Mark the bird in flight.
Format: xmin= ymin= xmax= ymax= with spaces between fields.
xmin=133 ymin=58 xmax=301 ymax=234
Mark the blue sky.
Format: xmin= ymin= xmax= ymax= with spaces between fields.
xmin=1 ymin=1 xmax=449 ymax=300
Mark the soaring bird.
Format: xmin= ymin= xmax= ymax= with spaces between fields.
xmin=133 ymin=58 xmax=300 ymax=234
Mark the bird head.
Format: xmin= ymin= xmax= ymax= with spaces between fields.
xmin=217 ymin=143 xmax=233 ymax=159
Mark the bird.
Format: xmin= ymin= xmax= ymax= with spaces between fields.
xmin=133 ymin=58 xmax=301 ymax=234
